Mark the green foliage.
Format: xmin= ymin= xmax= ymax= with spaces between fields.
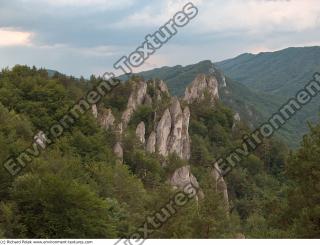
xmin=281 ymin=124 xmax=320 ymax=238
xmin=0 ymin=65 xmax=319 ymax=239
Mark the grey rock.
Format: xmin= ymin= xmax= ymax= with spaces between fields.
xmin=158 ymin=80 xmax=169 ymax=94
xmin=121 ymin=107 xmax=134 ymax=129
xmin=232 ymin=112 xmax=241 ymax=131
xmin=99 ymin=108 xmax=115 ymax=130
xmin=181 ymin=106 xmax=191 ymax=160
xmin=146 ymin=131 xmax=156 ymax=153
xmin=184 ymin=74 xmax=219 ymax=104
xmin=220 ymin=75 xmax=227 ymax=88
xmin=136 ymin=121 xmax=146 ymax=144
xmin=170 ymin=165 xmax=203 ymax=198
xmin=167 ymin=97 xmax=183 ymax=157
xmin=154 ymin=98 xmax=191 ymax=160
xmin=34 ymin=131 xmax=48 ymax=149
xmin=234 ymin=112 xmax=241 ymax=122
xmin=156 ymin=109 xmax=172 ymax=156
xmin=121 ymin=81 xmax=147 ymax=128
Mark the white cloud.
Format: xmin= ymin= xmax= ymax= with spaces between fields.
xmin=0 ymin=28 xmax=33 ymax=46
xmin=113 ymin=0 xmax=320 ymax=34
xmin=113 ymin=0 xmax=202 ymax=28
xmin=195 ymin=0 xmax=320 ymax=34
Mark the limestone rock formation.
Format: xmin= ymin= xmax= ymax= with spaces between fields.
xmin=156 ymin=109 xmax=172 ymax=156
xmin=99 ymin=108 xmax=115 ymax=130
xmin=181 ymin=106 xmax=191 ymax=160
xmin=184 ymin=74 xmax=219 ymax=104
xmin=146 ymin=131 xmax=156 ymax=153
xmin=34 ymin=131 xmax=48 ymax=149
xmin=121 ymin=81 xmax=147 ymax=128
xmin=220 ymin=75 xmax=227 ymax=88
xmin=154 ymin=98 xmax=191 ymax=160
xmin=158 ymin=80 xmax=169 ymax=95
xmin=121 ymin=107 xmax=134 ymax=129
xmin=167 ymin=97 xmax=183 ymax=156
xmin=135 ymin=121 xmax=146 ymax=144
xmin=170 ymin=165 xmax=203 ymax=198
xmin=234 ymin=112 xmax=241 ymax=122
xmin=232 ymin=112 xmax=241 ymax=131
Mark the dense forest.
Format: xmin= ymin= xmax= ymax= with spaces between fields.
xmin=0 ymin=65 xmax=319 ymax=238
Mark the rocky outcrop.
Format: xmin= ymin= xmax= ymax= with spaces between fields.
xmin=121 ymin=107 xmax=134 ymax=128
xmin=184 ymin=74 xmax=219 ymax=104
xmin=167 ymin=97 xmax=183 ymax=156
xmin=220 ymin=75 xmax=227 ymax=88
xmin=181 ymin=106 xmax=191 ymax=160
xmin=99 ymin=108 xmax=115 ymax=130
xmin=146 ymin=131 xmax=156 ymax=153
xmin=136 ymin=121 xmax=146 ymax=144
xmin=121 ymin=81 xmax=147 ymax=128
xmin=113 ymin=142 xmax=123 ymax=163
xmin=153 ymin=98 xmax=191 ymax=160
xmin=212 ymin=162 xmax=229 ymax=207
xmin=156 ymin=109 xmax=172 ymax=156
xmin=34 ymin=131 xmax=48 ymax=149
xmin=232 ymin=112 xmax=241 ymax=131
xmin=170 ymin=165 xmax=203 ymax=198
xmin=158 ymin=80 xmax=169 ymax=95
xmin=234 ymin=112 xmax=241 ymax=122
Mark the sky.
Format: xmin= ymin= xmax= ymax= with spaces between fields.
xmin=0 ymin=0 xmax=320 ymax=77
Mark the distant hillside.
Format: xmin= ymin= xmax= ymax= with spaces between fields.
xmin=215 ymin=46 xmax=320 ymax=146
xmin=216 ymin=46 xmax=320 ymax=96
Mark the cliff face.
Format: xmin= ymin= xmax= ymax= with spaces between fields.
xmin=184 ymin=74 xmax=219 ymax=104
xmin=121 ymin=81 xmax=148 ymax=129
xmin=151 ymin=97 xmax=191 ymax=160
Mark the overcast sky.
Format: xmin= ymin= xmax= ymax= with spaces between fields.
xmin=1 ymin=0 xmax=320 ymax=77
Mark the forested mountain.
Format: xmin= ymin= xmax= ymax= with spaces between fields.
xmin=216 ymin=47 xmax=320 ymax=96
xmin=0 ymin=65 xmax=319 ymax=238
xmin=216 ymin=46 xmax=320 ymax=145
